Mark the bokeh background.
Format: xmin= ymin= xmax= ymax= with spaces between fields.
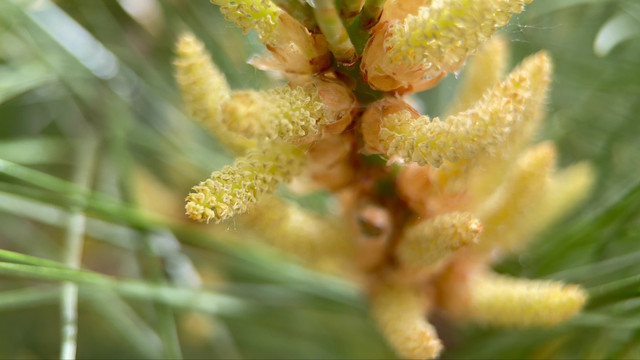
xmin=0 ymin=0 xmax=639 ymax=358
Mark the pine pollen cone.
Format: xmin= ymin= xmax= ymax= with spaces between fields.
xmin=178 ymin=0 xmax=595 ymax=358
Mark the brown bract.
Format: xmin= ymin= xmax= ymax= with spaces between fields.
xmin=360 ymin=97 xmax=419 ymax=153
xmin=252 ymin=12 xmax=332 ymax=74
xmin=360 ymin=23 xmax=446 ymax=92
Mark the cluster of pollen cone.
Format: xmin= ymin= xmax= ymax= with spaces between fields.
xmin=175 ymin=0 xmax=595 ymax=358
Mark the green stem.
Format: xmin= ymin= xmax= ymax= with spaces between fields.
xmin=0 ymin=158 xmax=162 ymax=229
xmin=361 ymin=0 xmax=385 ymax=29
xmin=0 ymin=248 xmax=69 ymax=269
xmin=314 ymin=0 xmax=358 ymax=66
xmin=105 ymin=95 xmax=184 ymax=359
xmin=272 ymin=0 xmax=317 ymax=30
xmin=60 ymin=139 xmax=96 ymax=360
xmin=0 ymin=261 xmax=247 ymax=315
xmin=0 ymin=187 xmax=364 ymax=308
xmin=0 ymin=286 xmax=60 ymax=311
xmin=139 ymin=233 xmax=184 ymax=359
xmin=86 ymin=290 xmax=164 ymax=358
xmin=340 ymin=0 xmax=365 ymax=20
xmin=587 ymin=274 xmax=640 ymax=309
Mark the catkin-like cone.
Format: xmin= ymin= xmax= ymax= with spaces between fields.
xmin=173 ymin=33 xmax=255 ymax=153
xmin=485 ymin=161 xmax=595 ymax=252
xmin=528 ymin=162 xmax=595 ymax=232
xmin=378 ymin=51 xmax=548 ymax=168
xmin=433 ymin=52 xmax=553 ymax=198
xmin=222 ymin=85 xmax=326 ymax=143
xmin=241 ymin=196 xmax=354 ymax=273
xmin=448 ymin=35 xmax=509 ymax=113
xmin=185 ymin=142 xmax=306 ymax=223
xmin=475 ymin=142 xmax=556 ymax=252
xmin=360 ymin=97 xmax=419 ymax=154
xmin=461 ymin=273 xmax=587 ymax=327
xmin=396 ymin=212 xmax=482 ymax=270
xmin=371 ymin=282 xmax=443 ymax=359
xmin=386 ymin=0 xmax=531 ymax=70
xmin=288 ymin=74 xmax=359 ymax=138
xmin=361 ymin=0 xmax=532 ymax=91
xmin=360 ymin=23 xmax=446 ymax=92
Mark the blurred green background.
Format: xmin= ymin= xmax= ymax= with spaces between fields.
xmin=0 ymin=0 xmax=639 ymax=358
